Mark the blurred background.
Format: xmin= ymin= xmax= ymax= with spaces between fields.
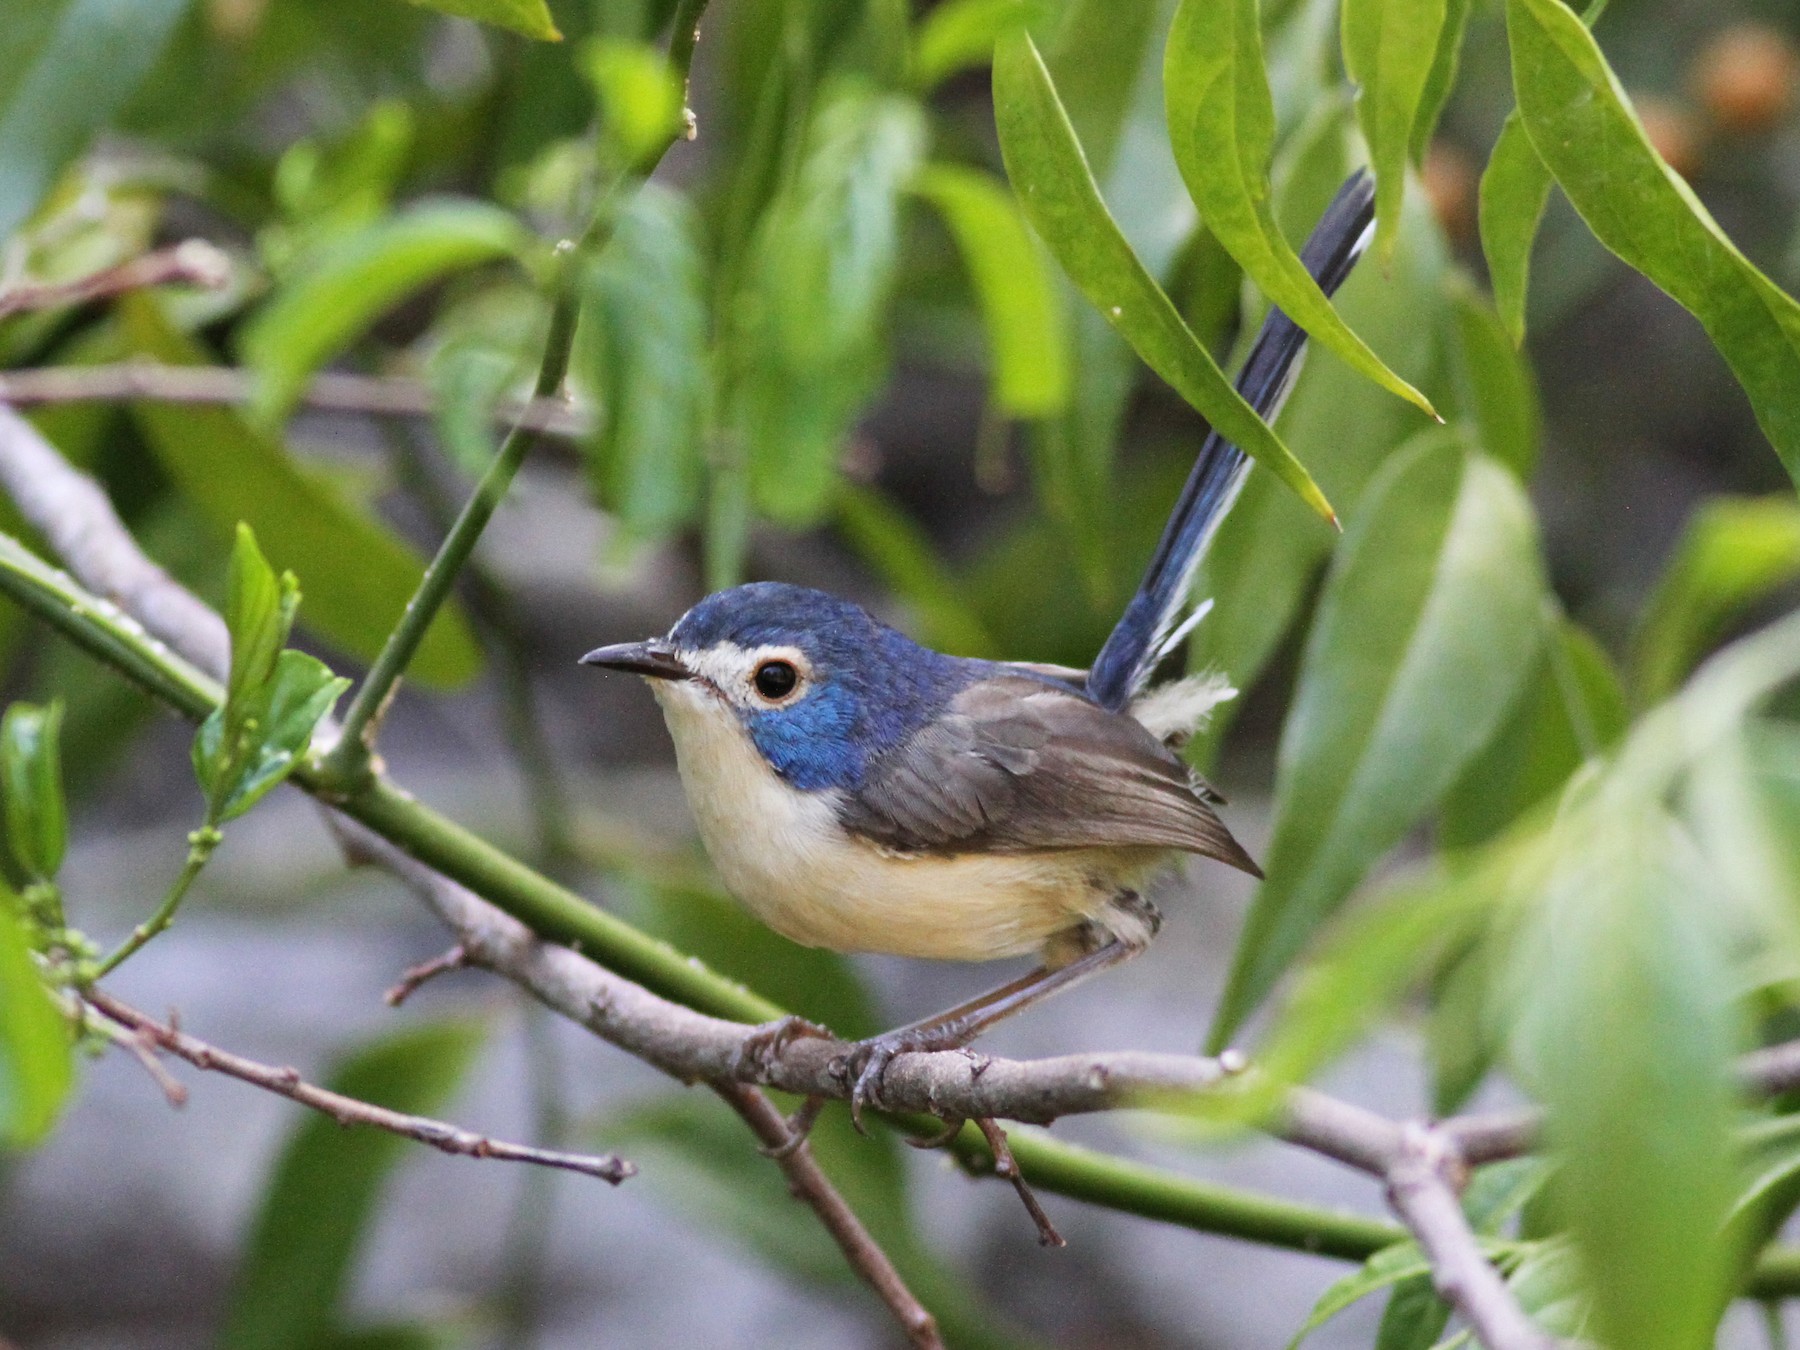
xmin=6 ymin=0 xmax=1800 ymax=1345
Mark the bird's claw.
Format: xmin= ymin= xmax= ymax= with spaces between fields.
xmin=729 ymin=1014 xmax=834 ymax=1081
xmin=832 ymin=1031 xmax=979 ymax=1134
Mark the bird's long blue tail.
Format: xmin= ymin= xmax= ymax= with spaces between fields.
xmin=1085 ymin=170 xmax=1377 ymax=712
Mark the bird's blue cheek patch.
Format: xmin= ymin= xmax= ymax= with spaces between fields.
xmin=746 ymin=689 xmax=866 ymax=792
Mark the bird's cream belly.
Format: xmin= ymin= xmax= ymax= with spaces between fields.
xmin=652 ymin=681 xmax=1155 ymax=960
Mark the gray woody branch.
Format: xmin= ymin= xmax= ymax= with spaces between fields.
xmin=0 ymin=362 xmax=589 ymax=439
xmin=0 ymin=399 xmax=1588 ymax=1350
xmin=84 ymin=988 xmax=634 ymax=1185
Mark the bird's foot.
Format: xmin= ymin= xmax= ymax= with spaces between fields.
xmin=831 ymin=1027 xmax=986 ymax=1134
xmin=729 ymin=1014 xmax=835 ymax=1082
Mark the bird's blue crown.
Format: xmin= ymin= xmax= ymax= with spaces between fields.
xmin=670 ymin=582 xmax=992 ymax=793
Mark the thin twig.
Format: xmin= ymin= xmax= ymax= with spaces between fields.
xmin=1386 ymin=1125 xmax=1556 ymax=1350
xmin=0 ymin=241 xmax=230 ymax=319
xmin=975 ymin=1116 xmax=1065 ymax=1248
xmin=385 ymin=943 xmax=470 ymax=1007
xmin=84 ymin=988 xmax=635 ymax=1185
xmin=0 ymin=363 xmax=590 ymax=438
xmin=316 ymin=0 xmax=717 ymax=789
xmin=719 ymin=1082 xmax=945 ymax=1350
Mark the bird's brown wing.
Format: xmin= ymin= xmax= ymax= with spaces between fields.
xmin=837 ymin=677 xmax=1260 ymax=875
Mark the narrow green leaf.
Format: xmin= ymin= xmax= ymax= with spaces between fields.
xmin=1341 ymin=0 xmax=1448 ymax=259
xmin=581 ymin=184 xmax=710 ymax=542
xmin=913 ymin=0 xmax=1040 ymax=91
xmin=1374 ymin=1272 xmax=1453 ymax=1350
xmin=222 ymin=1019 xmax=488 ymax=1350
xmin=0 ymin=900 xmax=71 ymax=1149
xmin=1163 ymin=0 xmax=1437 ymax=417
xmin=240 ymin=199 xmax=534 ymax=427
xmin=1508 ymin=807 xmax=1740 ymax=1350
xmin=1213 ymin=435 xmax=1546 ymax=1046
xmin=394 ymin=0 xmax=560 ymax=41
xmin=1439 ymin=614 xmax=1627 ymax=849
xmin=1477 ymin=112 xmax=1551 ymax=346
xmin=122 ymin=297 xmax=482 ymax=687
xmin=1289 ymin=1242 xmax=1437 ymax=1348
xmin=1409 ymin=0 xmax=1472 ymax=164
xmin=992 ymin=27 xmax=1337 ymax=525
xmin=734 ymin=86 xmax=925 ymax=525
xmin=1632 ymin=496 xmax=1800 ymax=707
xmin=836 ymin=486 xmax=1000 ymax=659
xmin=1190 ymin=122 xmax=1447 ymax=762
xmin=0 ymin=701 xmax=66 ymax=883
xmin=1508 ymin=0 xmax=1800 ymax=485
xmin=1447 ymin=279 xmax=1541 ymax=479
xmin=1257 ymin=869 xmax=1500 ymax=1089
xmin=0 ymin=0 xmax=190 ymax=242
xmin=223 ymin=524 xmax=292 ymax=711
xmin=913 ymin=163 xmax=1071 ymax=419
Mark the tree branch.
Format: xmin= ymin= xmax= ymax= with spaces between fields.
xmin=718 ymin=1082 xmax=945 ymax=1350
xmin=83 ymin=988 xmax=634 ymax=1185
xmin=1386 ymin=1125 xmax=1555 ymax=1350
xmin=0 ymin=363 xmax=589 ymax=439
xmin=0 ymin=241 xmax=231 ymax=319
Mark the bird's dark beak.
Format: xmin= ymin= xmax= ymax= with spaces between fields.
xmin=579 ymin=639 xmax=693 ymax=681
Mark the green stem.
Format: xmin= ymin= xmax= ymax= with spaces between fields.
xmin=12 ymin=533 xmax=1800 ymax=1296
xmin=319 ymin=2 xmax=716 ymax=791
xmin=94 ymin=823 xmax=221 ymax=978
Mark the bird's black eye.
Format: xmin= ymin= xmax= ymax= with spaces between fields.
xmin=752 ymin=659 xmax=799 ymax=701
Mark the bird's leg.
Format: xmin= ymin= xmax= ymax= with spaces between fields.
xmin=836 ymin=915 xmax=1152 ymax=1131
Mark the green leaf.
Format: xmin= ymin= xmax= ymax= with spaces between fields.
xmin=734 ymin=85 xmax=925 ymax=526
xmin=1476 ymin=112 xmax=1551 ymax=346
xmin=1507 ymin=0 xmax=1800 ymax=487
xmin=240 ymin=199 xmax=535 ymax=427
xmin=1213 ymin=434 xmax=1546 ymax=1047
xmin=1162 ymin=0 xmax=1436 ymax=417
xmin=1507 ymin=805 xmax=1740 ymax=1350
xmin=1409 ymin=0 xmax=1471 ymax=164
xmin=581 ymin=38 xmax=685 ymax=171
xmin=1446 ymin=279 xmax=1541 ymax=479
xmin=1189 ymin=123 xmax=1448 ymax=761
xmin=394 ymin=0 xmax=560 ymax=41
xmin=222 ymin=524 xmax=294 ymax=712
xmin=835 ymin=486 xmax=1000 ymax=659
xmin=992 ymin=26 xmax=1337 ymax=525
xmin=1632 ymin=496 xmax=1800 ymax=707
xmin=0 ymin=900 xmax=71 ymax=1149
xmin=580 ymin=184 xmax=710 ymax=542
xmin=222 ymin=1019 xmax=488 ymax=1350
xmin=913 ymin=0 xmax=1040 ymax=91
xmin=1374 ymin=1272 xmax=1452 ymax=1350
xmin=0 ymin=0 xmax=190 ymax=242
xmin=1439 ymin=614 xmax=1627 ymax=849
xmin=122 ymin=297 xmax=482 ymax=688
xmin=0 ymin=701 xmax=66 ymax=883
xmin=196 ymin=650 xmax=350 ymax=823
xmin=912 ymin=163 xmax=1071 ymax=419
xmin=1289 ymin=1241 xmax=1436 ymax=1348
xmin=1257 ymin=868 xmax=1501 ymax=1091
xmin=1341 ymin=0 xmax=1447 ymax=260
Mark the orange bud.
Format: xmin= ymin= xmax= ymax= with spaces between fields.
xmin=1692 ymin=22 xmax=1800 ymax=135
xmin=1421 ymin=141 xmax=1478 ymax=245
